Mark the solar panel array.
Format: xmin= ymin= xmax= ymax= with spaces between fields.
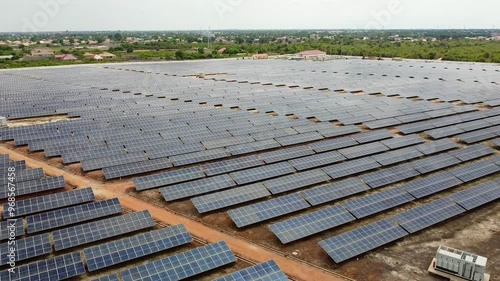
xmin=84 ymin=225 xmax=192 ymax=271
xmin=192 ymin=184 xmax=271 ymax=213
xmin=53 ymin=210 xmax=155 ymax=250
xmin=2 ymin=187 xmax=95 ymax=219
xmin=342 ymin=187 xmax=414 ymax=219
xmin=120 ymin=241 xmax=237 ymax=281
xmin=319 ymin=219 xmax=408 ymax=263
xmin=1 ymin=59 xmax=500 ymax=274
xmin=393 ymin=198 xmax=466 ymax=233
xmin=0 ymin=176 xmax=66 ymax=199
xmin=213 ymin=260 xmax=288 ymax=281
xmin=449 ymin=181 xmax=500 ymax=210
xmin=0 ymin=233 xmax=52 ymax=265
xmin=269 ymin=205 xmax=355 ymax=244
xmin=0 ymin=252 xmax=86 ymax=281
xmin=228 ymin=194 xmax=311 ymax=227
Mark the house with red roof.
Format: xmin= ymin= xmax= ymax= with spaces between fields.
xmin=297 ymin=50 xmax=327 ymax=60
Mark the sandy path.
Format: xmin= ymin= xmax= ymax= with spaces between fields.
xmin=0 ymin=145 xmax=352 ymax=281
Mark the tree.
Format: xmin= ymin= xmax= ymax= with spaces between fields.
xmin=113 ymin=33 xmax=123 ymax=41
xmin=175 ymin=50 xmax=186 ymax=60
xmin=96 ymin=37 xmax=104 ymax=44
xmin=126 ymin=47 xmax=134 ymax=53
xmin=198 ymin=48 xmax=205 ymax=55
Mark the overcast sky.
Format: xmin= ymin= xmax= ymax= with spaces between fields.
xmin=2 ymin=0 xmax=500 ymax=32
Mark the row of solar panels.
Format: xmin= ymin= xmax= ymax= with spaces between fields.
xmin=100 ymin=104 xmax=497 ymax=180
xmin=132 ymin=129 xmax=401 ymax=190
xmin=162 ymin=139 xmax=472 ymax=214
xmin=269 ymin=154 xmax=500 ymax=244
xmin=1 ymin=221 xmax=288 ymax=281
xmin=220 ymin=153 xmax=499 ymax=230
xmin=0 ymin=173 xmax=290 ymax=281
xmin=319 ymin=178 xmax=500 ymax=263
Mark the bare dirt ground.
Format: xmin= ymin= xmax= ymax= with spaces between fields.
xmin=0 ymin=144 xmax=348 ymax=281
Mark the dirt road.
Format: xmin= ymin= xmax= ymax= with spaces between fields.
xmin=0 ymin=145 xmax=351 ymax=281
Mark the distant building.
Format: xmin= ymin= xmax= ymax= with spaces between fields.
xmin=83 ymin=52 xmax=95 ymax=59
xmin=99 ymin=52 xmax=116 ymax=59
xmin=55 ymin=54 xmax=77 ymax=61
xmin=30 ymin=49 xmax=55 ymax=58
xmin=0 ymin=55 xmax=13 ymax=60
xmin=0 ymin=41 xmax=6 ymax=45
xmin=297 ymin=50 xmax=327 ymax=60
xmin=253 ymin=54 xmax=269 ymax=60
xmin=93 ymin=54 xmax=103 ymax=61
xmin=218 ymin=48 xmax=227 ymax=54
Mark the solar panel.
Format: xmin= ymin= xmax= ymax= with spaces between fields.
xmin=160 ymin=175 xmax=236 ymax=201
xmin=260 ymin=145 xmax=314 ymax=163
xmin=380 ymin=134 xmax=425 ymax=149
xmin=425 ymin=125 xmax=465 ymax=139
xmin=0 ymin=252 xmax=86 ymax=281
xmin=393 ymin=198 xmax=465 ymax=233
xmin=458 ymin=128 xmax=498 ymax=144
xmin=0 ymin=160 xmax=26 ymax=171
xmin=120 ymin=241 xmax=237 ymax=281
xmin=371 ymin=147 xmax=424 ymax=166
xmin=342 ymin=188 xmax=414 ymax=219
xmin=85 ymin=225 xmax=192 ymax=271
xmin=0 ymin=219 xmax=24 ymax=241
xmin=213 ymin=260 xmax=288 ymax=281
xmin=202 ymin=135 xmax=255 ymax=150
xmin=26 ymin=198 xmax=122 ymax=234
xmin=360 ymin=164 xmax=420 ymax=189
xmin=449 ymin=180 xmax=500 ymax=210
xmin=134 ymin=166 xmax=205 ymax=191
xmin=192 ymin=183 xmax=271 ymax=213
xmin=201 ymin=155 xmax=264 ymax=176
xmin=353 ymin=130 xmax=393 ymax=143
xmin=53 ymin=210 xmax=155 ymax=251
xmin=365 ymin=118 xmax=402 ymax=130
xmin=263 ymin=169 xmax=331 ymax=194
xmin=318 ymin=219 xmax=408 ymax=263
xmin=91 ymin=273 xmax=120 ymax=281
xmin=229 ymin=162 xmax=296 ymax=185
xmin=170 ymin=148 xmax=230 ymax=166
xmin=301 ymin=178 xmax=371 ymax=206
xmin=308 ymin=136 xmax=358 ymax=153
xmin=449 ymin=159 xmax=500 ymax=182
xmin=415 ymin=139 xmax=458 ymax=155
xmin=0 ymin=176 xmax=66 ymax=199
xmin=269 ymin=205 xmax=355 ymax=244
xmin=410 ymin=154 xmax=461 ymax=174
xmin=322 ymin=157 xmax=381 ymax=179
xmin=227 ymin=139 xmax=281 ymax=155
xmin=0 ymin=168 xmax=44 ymax=185
xmin=3 ymin=187 xmax=95 ymax=219
xmin=450 ymin=144 xmax=495 ymax=162
xmin=0 ymin=233 xmax=52 ymax=265
xmin=338 ymin=142 xmax=389 ymax=159
xmin=228 ymin=194 xmax=311 ymax=228
xmin=275 ymin=131 xmax=324 ymax=146
xmin=104 ymin=158 xmax=173 ymax=180
xmin=81 ymin=151 xmax=147 ymax=171
xmin=402 ymin=172 xmax=463 ymax=198
xmin=288 ymin=150 xmax=346 ymax=171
